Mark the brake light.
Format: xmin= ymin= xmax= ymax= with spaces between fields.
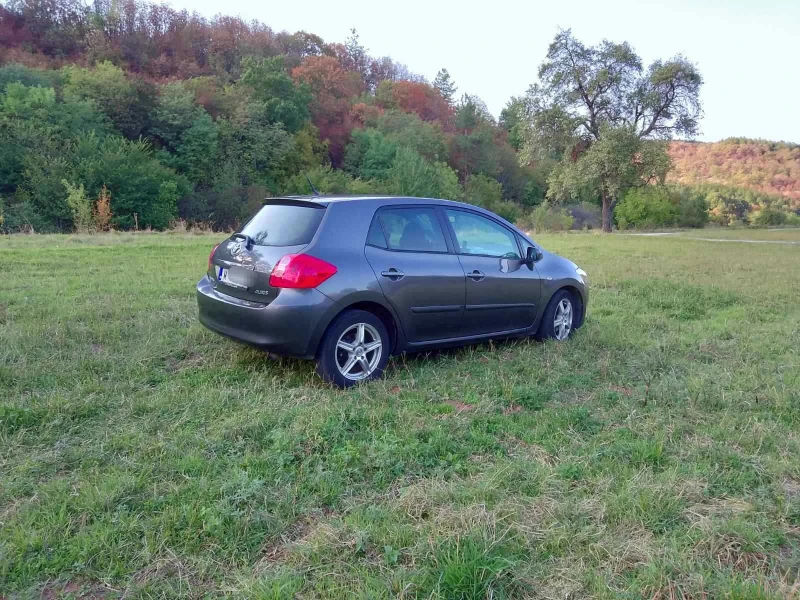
xmin=269 ymin=254 xmax=337 ymax=289
xmin=208 ymin=243 xmax=220 ymax=271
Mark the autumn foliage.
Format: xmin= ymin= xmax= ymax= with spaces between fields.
xmin=1 ymin=0 xmax=797 ymax=234
xmin=382 ymin=81 xmax=454 ymax=126
xmin=94 ymin=185 xmax=113 ymax=231
xmin=668 ymin=139 xmax=800 ymax=209
xmin=292 ymin=56 xmax=362 ymax=164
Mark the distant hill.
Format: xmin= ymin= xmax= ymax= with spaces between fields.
xmin=668 ymin=139 xmax=800 ymax=208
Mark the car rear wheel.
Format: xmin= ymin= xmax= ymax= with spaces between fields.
xmin=535 ymin=289 xmax=576 ymax=341
xmin=316 ymin=309 xmax=390 ymax=388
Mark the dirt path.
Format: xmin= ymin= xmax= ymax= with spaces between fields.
xmin=622 ymin=232 xmax=799 ymax=245
xmin=684 ymin=238 xmax=799 ymax=245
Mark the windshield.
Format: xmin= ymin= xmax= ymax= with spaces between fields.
xmin=239 ymin=203 xmax=325 ymax=247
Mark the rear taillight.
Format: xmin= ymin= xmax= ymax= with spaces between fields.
xmin=269 ymin=254 xmax=337 ymax=289
xmin=208 ymin=243 xmax=220 ymax=272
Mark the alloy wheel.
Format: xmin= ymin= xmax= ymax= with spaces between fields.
xmin=335 ymin=323 xmax=383 ymax=381
xmin=554 ymin=298 xmax=573 ymax=340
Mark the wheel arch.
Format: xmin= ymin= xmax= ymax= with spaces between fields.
xmin=307 ymin=294 xmax=404 ymax=358
xmin=559 ymin=285 xmax=585 ymax=328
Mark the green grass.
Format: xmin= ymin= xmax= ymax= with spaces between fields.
xmin=1 ymin=231 xmax=799 ymax=598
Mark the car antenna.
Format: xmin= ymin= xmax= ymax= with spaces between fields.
xmin=305 ymin=174 xmax=320 ymax=196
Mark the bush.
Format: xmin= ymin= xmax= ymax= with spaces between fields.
xmin=62 ymin=180 xmax=92 ymax=232
xmin=752 ymin=207 xmax=788 ymax=226
xmin=615 ymin=187 xmax=677 ymax=229
xmin=518 ymin=204 xmax=574 ymax=233
xmin=93 ymin=185 xmax=113 ymax=231
xmin=674 ymin=188 xmax=709 ymax=228
xmin=388 ymin=147 xmax=461 ymax=200
xmin=706 ymin=190 xmax=750 ymax=226
xmin=0 ymin=199 xmax=52 ymax=233
xmin=569 ymin=202 xmax=602 ymax=230
xmin=283 ymin=166 xmax=377 ymax=196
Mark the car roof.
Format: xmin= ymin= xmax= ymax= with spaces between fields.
xmin=270 ymin=195 xmax=481 ymax=210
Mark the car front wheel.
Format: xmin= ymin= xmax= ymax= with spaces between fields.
xmin=535 ymin=289 xmax=576 ymax=341
xmin=316 ymin=309 xmax=390 ymax=388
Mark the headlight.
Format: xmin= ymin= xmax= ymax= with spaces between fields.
xmin=576 ymin=267 xmax=587 ymax=278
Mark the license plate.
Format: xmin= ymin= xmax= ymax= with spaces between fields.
xmin=217 ymin=267 xmax=247 ymax=290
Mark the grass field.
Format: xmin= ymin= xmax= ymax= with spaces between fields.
xmin=1 ymin=231 xmax=799 ymax=599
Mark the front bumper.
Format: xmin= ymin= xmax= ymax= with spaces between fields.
xmin=196 ymin=276 xmax=337 ymax=358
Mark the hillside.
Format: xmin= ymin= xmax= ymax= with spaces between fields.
xmin=1 ymin=0 xmax=798 ymax=232
xmin=668 ymin=139 xmax=800 ymax=208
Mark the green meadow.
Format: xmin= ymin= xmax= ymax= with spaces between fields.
xmin=1 ymin=231 xmax=798 ymax=598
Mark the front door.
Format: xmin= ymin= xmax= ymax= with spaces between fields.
xmin=443 ymin=208 xmax=541 ymax=337
xmin=365 ymin=206 xmax=465 ymax=343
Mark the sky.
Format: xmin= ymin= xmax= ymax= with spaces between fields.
xmin=168 ymin=0 xmax=800 ymax=143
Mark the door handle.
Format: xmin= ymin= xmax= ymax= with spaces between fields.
xmin=381 ymin=268 xmax=405 ymax=281
xmin=467 ymin=270 xmax=485 ymax=282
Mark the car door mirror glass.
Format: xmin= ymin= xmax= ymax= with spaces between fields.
xmin=524 ymin=245 xmax=543 ymax=266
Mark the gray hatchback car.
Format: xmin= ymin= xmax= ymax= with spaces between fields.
xmin=197 ymin=195 xmax=588 ymax=387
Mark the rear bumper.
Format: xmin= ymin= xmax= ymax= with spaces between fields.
xmin=196 ymin=276 xmax=337 ymax=358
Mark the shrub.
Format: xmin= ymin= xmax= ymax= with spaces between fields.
xmin=615 ymin=187 xmax=677 ymax=229
xmin=93 ymin=185 xmax=112 ymax=231
xmin=518 ymin=204 xmax=574 ymax=233
xmin=569 ymin=202 xmax=602 ymax=230
xmin=0 ymin=199 xmax=51 ymax=233
xmin=388 ymin=147 xmax=461 ymax=200
xmin=492 ymin=202 xmax=521 ymax=223
xmin=706 ymin=190 xmax=750 ymax=226
xmin=752 ymin=207 xmax=788 ymax=226
xmin=283 ymin=166 xmax=377 ymax=196
xmin=62 ymin=180 xmax=92 ymax=232
xmin=674 ymin=188 xmax=708 ymax=228
xmin=464 ymin=174 xmax=503 ymax=210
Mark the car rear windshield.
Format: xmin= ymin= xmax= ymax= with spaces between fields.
xmin=239 ymin=202 xmax=325 ymax=247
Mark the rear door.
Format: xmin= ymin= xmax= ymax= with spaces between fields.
xmin=364 ymin=206 xmax=465 ymax=343
xmin=443 ymin=208 xmax=541 ymax=336
xmin=210 ymin=200 xmax=326 ymax=304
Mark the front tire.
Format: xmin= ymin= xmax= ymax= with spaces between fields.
xmin=535 ymin=289 xmax=576 ymax=341
xmin=316 ymin=309 xmax=390 ymax=388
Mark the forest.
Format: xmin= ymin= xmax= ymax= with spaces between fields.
xmin=0 ymin=0 xmax=798 ymax=233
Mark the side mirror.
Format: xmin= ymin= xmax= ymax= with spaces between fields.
xmin=525 ymin=245 xmax=542 ymax=266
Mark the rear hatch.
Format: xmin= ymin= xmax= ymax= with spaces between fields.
xmin=209 ymin=200 xmax=327 ymax=304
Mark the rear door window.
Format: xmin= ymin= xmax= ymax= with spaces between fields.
xmin=378 ymin=207 xmax=448 ymax=253
xmin=366 ymin=216 xmax=388 ymax=248
xmin=240 ymin=202 xmax=325 ymax=246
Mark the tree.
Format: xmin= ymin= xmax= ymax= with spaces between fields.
xmin=376 ymin=110 xmax=448 ymax=162
xmin=524 ymin=30 xmax=703 ymax=231
xmin=240 ymin=56 xmax=311 ymax=133
xmin=499 ymin=97 xmax=528 ymax=151
xmin=343 ymin=128 xmax=397 ymax=180
xmin=343 ymin=28 xmax=369 ymax=85
xmin=292 ymin=55 xmax=361 ymax=165
xmin=388 ymin=147 xmax=460 ymax=200
xmin=61 ymin=61 xmax=155 ymax=138
xmin=62 ymin=180 xmax=92 ymax=232
xmin=547 ymin=125 xmax=671 ymax=230
xmin=383 ymin=80 xmax=453 ymax=125
xmin=433 ymin=68 xmax=457 ymax=105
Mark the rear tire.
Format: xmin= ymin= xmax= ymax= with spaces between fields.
xmin=535 ymin=289 xmax=576 ymax=341
xmin=316 ymin=309 xmax=390 ymax=388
